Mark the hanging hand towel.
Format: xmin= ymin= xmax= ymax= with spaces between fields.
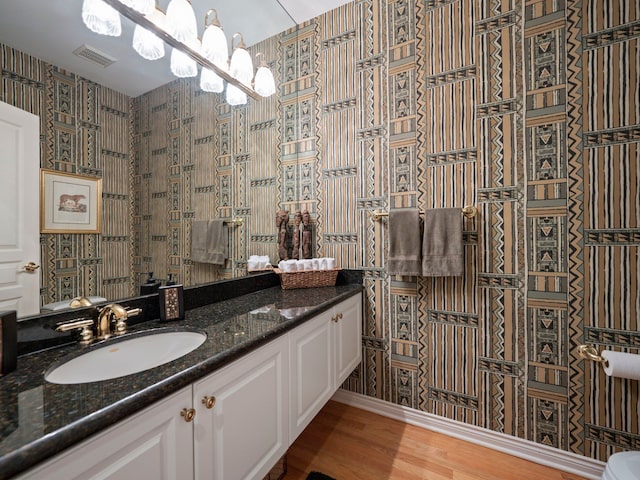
xmin=387 ymin=209 xmax=422 ymax=276
xmin=191 ymin=220 xmax=228 ymax=265
xmin=422 ymin=208 xmax=464 ymax=276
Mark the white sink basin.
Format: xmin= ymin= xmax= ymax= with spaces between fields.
xmin=45 ymin=330 xmax=207 ymax=384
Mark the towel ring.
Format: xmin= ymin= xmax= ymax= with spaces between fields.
xmin=577 ymin=345 xmax=609 ymax=367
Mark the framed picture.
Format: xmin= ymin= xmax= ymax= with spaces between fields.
xmin=40 ymin=169 xmax=102 ymax=234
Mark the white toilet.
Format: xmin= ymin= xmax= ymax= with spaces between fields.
xmin=602 ymin=451 xmax=640 ymax=480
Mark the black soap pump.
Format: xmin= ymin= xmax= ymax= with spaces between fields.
xmin=166 ymin=273 xmax=176 ymax=286
xmin=140 ymin=272 xmax=161 ymax=295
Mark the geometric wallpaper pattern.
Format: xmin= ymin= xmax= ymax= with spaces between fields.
xmin=133 ymin=0 xmax=639 ymax=462
xmin=0 ymin=44 xmax=133 ymax=307
xmin=2 ymin=0 xmax=640 ymax=464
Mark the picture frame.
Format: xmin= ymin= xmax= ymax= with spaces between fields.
xmin=40 ymin=169 xmax=102 ymax=234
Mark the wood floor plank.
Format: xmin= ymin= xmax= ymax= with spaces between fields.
xmin=284 ymin=401 xmax=587 ymax=480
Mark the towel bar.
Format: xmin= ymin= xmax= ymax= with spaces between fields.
xmin=369 ymin=206 xmax=477 ymax=222
xmin=223 ymin=218 xmax=243 ymax=226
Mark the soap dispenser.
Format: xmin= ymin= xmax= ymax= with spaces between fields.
xmin=158 ymin=275 xmax=184 ymax=322
xmin=140 ymin=272 xmax=161 ymax=295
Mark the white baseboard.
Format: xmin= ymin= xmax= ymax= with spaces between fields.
xmin=332 ymin=390 xmax=605 ymax=480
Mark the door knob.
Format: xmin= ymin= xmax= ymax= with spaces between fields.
xmin=22 ymin=262 xmax=40 ymax=273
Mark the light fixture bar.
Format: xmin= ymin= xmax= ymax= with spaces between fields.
xmin=102 ymin=0 xmax=261 ymax=100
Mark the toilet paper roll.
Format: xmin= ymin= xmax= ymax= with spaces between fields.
xmin=601 ymin=350 xmax=640 ymax=381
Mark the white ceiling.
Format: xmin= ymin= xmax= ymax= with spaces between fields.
xmin=0 ymin=0 xmax=352 ymax=97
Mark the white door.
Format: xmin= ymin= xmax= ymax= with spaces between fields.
xmin=0 ymin=101 xmax=40 ymax=317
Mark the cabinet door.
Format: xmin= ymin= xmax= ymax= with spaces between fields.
xmin=18 ymin=387 xmax=194 ymax=480
xmin=193 ymin=337 xmax=288 ymax=480
xmin=334 ymin=293 xmax=362 ymax=386
xmin=288 ymin=309 xmax=334 ymax=442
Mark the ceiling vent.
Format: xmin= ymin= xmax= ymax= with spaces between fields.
xmin=72 ymin=44 xmax=116 ymax=68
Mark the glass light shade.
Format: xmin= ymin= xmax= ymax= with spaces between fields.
xmin=226 ymin=83 xmax=248 ymax=106
xmin=165 ymin=0 xmax=197 ymax=43
xmin=132 ymin=24 xmax=164 ymax=60
xmin=118 ymin=0 xmax=155 ymax=15
xmin=82 ymin=0 xmax=121 ymax=37
xmin=254 ymin=66 xmax=276 ymax=97
xmin=170 ymin=48 xmax=197 ymax=77
xmin=229 ymin=47 xmax=253 ymax=86
xmin=201 ymin=24 xmax=228 ymax=69
xmin=200 ymin=68 xmax=224 ymax=93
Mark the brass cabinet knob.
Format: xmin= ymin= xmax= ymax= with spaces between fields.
xmin=331 ymin=313 xmax=343 ymax=323
xmin=180 ymin=408 xmax=196 ymax=422
xmin=336 ymin=313 xmax=343 ymax=321
xmin=201 ymin=396 xmax=216 ymax=409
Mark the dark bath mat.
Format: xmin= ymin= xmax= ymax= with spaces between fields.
xmin=306 ymin=472 xmax=336 ymax=480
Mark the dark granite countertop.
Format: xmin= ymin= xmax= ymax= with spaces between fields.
xmin=0 ymin=283 xmax=362 ymax=479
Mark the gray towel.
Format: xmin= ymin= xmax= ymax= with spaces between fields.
xmin=422 ymin=208 xmax=463 ymax=276
xmin=191 ymin=220 xmax=228 ymax=265
xmin=387 ymin=209 xmax=422 ymax=276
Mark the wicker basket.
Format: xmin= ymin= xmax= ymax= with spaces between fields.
xmin=274 ymin=268 xmax=340 ymax=290
xmin=247 ymin=265 xmax=274 ymax=274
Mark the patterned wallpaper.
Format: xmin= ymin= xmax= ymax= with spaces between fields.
xmin=2 ymin=0 xmax=639 ymax=464
xmin=0 ymin=44 xmax=134 ymax=307
xmin=132 ymin=33 xmax=283 ymax=286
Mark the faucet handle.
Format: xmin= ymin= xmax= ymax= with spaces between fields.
xmin=112 ymin=306 xmax=142 ymax=336
xmin=56 ymin=318 xmax=95 ymax=345
xmin=69 ymin=296 xmax=93 ymax=308
xmin=113 ymin=317 xmax=127 ymax=336
xmin=125 ymin=307 xmax=142 ymax=317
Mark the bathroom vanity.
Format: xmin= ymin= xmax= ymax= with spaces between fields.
xmin=0 ymin=277 xmax=363 ymax=480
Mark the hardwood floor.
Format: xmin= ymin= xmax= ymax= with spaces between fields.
xmin=284 ymin=400 xmax=587 ymax=480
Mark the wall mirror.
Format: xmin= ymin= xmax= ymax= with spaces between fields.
xmin=0 ymin=0 xmax=346 ymax=318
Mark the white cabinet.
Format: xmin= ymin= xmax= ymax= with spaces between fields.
xmin=18 ymin=387 xmax=194 ymax=480
xmin=334 ymin=293 xmax=362 ymax=386
xmin=289 ymin=308 xmax=334 ymax=441
xmin=289 ymin=293 xmax=362 ymax=441
xmin=17 ymin=292 xmax=362 ymax=480
xmin=192 ymin=337 xmax=289 ymax=480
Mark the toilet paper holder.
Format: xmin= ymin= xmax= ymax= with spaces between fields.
xmin=577 ymin=345 xmax=609 ymax=367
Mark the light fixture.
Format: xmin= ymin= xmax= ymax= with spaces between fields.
xmin=171 ymin=48 xmax=197 ymax=77
xmin=200 ymin=9 xmax=227 ymax=93
xmin=201 ymin=68 xmax=224 ymax=93
xmin=133 ymin=25 xmax=164 ymax=60
xmin=165 ymin=0 xmax=197 ymax=43
xmin=82 ymin=0 xmax=121 ymax=37
xmin=201 ymin=10 xmax=228 ymax=68
xmin=92 ymin=0 xmax=278 ymax=106
xmin=118 ymin=0 xmax=154 ymax=15
xmin=226 ymin=83 xmax=248 ymax=106
xmin=253 ymin=54 xmax=276 ymax=97
xmin=229 ymin=33 xmax=253 ymax=86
